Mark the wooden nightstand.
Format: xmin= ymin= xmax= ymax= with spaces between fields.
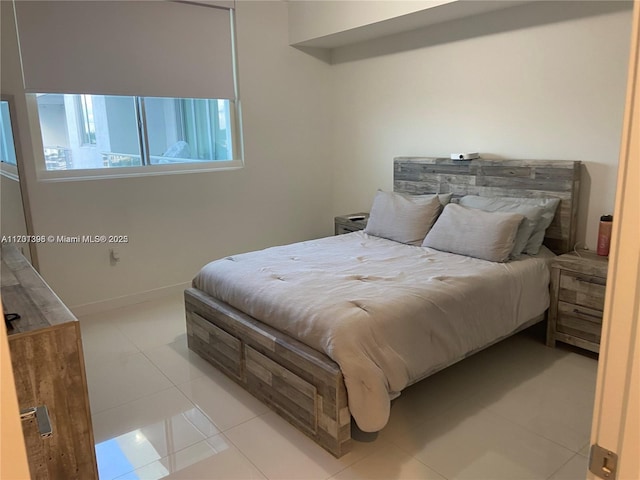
xmin=546 ymin=250 xmax=609 ymax=353
xmin=334 ymin=213 xmax=369 ymax=235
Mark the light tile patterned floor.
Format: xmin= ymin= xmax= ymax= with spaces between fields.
xmin=79 ymin=292 xmax=596 ymax=480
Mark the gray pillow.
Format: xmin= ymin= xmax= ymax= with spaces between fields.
xmin=458 ymin=196 xmax=544 ymax=257
xmin=364 ymin=191 xmax=442 ymax=245
xmin=512 ymin=197 xmax=561 ymax=254
xmin=422 ymin=204 xmax=524 ymax=262
xmin=434 ymin=193 xmax=453 ymax=206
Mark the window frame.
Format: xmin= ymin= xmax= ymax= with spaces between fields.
xmin=28 ymin=93 xmax=243 ymax=182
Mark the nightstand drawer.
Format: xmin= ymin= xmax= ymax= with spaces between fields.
xmin=557 ymin=301 xmax=603 ymax=344
xmin=558 ymin=270 xmax=606 ymax=310
xmin=336 ymin=224 xmax=362 ymax=235
xmin=334 ymin=213 xmax=369 ymax=235
xmin=558 ymin=301 xmax=603 ymax=323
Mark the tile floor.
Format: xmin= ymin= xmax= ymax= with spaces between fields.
xmin=79 ymin=292 xmax=597 ymax=480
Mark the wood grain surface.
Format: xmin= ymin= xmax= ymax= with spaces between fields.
xmin=2 ymin=245 xmax=98 ymax=479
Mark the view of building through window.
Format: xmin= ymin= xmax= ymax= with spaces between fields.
xmin=35 ymin=94 xmax=233 ymax=171
xmin=0 ymin=100 xmax=18 ymax=166
xmin=77 ymin=94 xmax=97 ymax=146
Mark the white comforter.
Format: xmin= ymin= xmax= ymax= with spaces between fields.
xmin=193 ymin=232 xmax=553 ymax=432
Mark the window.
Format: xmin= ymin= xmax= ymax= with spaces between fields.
xmin=16 ymin=1 xmax=241 ymax=179
xmin=35 ymin=94 xmax=237 ymax=173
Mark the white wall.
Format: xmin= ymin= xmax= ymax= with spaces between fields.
xmin=1 ymin=1 xmax=332 ymax=309
xmin=0 ymin=175 xmax=28 ymax=243
xmin=1 ymin=1 xmax=633 ymax=310
xmin=288 ymin=0 xmax=447 ymax=45
xmin=329 ymin=1 xmax=633 ymax=250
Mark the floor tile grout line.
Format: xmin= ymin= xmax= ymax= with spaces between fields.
xmin=140 ymin=347 xmax=179 ymax=386
xmin=218 ymin=430 xmax=273 ymax=480
xmin=79 ymin=320 xmax=143 ymax=363
xmin=404 ymin=446 xmax=450 ymax=480
xmin=93 ymin=392 xmax=224 ymax=479
xmin=545 ymin=452 xmax=584 ymax=480
xmin=480 ymin=405 xmax=590 ymax=455
xmin=82 ymin=347 xmax=143 ymax=372
xmin=107 ymin=435 xmax=223 ymax=480
xmin=89 ymin=297 xmax=186 ymax=353
xmin=173 ymin=380 xmax=271 ymax=435
xmin=142 ymin=344 xmax=209 ymax=389
xmin=221 ymin=413 xmax=377 ymax=480
xmin=382 ymin=433 xmax=451 ymax=480
xmin=86 ymin=350 xmax=176 ymax=415
xmin=381 ymin=404 xmax=577 ymax=480
xmin=332 ymin=439 xmax=389 ymax=479
xmin=90 ymin=383 xmax=179 ymax=427
xmin=214 ymin=409 xmax=273 ymax=435
xmin=324 ymin=438 xmax=415 ymax=480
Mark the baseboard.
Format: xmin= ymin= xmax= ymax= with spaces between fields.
xmin=70 ymin=281 xmax=191 ymax=317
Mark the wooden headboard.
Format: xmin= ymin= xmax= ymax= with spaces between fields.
xmin=394 ymin=157 xmax=581 ymax=255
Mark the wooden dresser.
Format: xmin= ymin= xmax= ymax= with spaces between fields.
xmin=1 ymin=245 xmax=98 ymax=479
xmin=546 ymin=250 xmax=608 ymax=353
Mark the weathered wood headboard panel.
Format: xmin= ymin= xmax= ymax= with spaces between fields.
xmin=394 ymin=157 xmax=581 ymax=254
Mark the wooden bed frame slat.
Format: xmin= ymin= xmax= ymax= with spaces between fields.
xmin=185 ymin=157 xmax=581 ymax=457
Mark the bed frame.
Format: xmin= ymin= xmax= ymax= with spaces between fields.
xmin=185 ymin=158 xmax=581 ymax=457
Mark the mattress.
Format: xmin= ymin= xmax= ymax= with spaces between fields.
xmin=193 ymin=231 xmax=554 ymax=432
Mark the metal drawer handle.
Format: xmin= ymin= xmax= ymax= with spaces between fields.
xmin=573 ymin=308 xmax=602 ymax=320
xmin=20 ymin=405 xmax=53 ymax=438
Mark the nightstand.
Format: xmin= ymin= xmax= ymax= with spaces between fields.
xmin=546 ymin=250 xmax=609 ymax=353
xmin=334 ymin=213 xmax=369 ymax=235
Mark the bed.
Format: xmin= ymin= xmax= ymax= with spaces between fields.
xmin=185 ymin=157 xmax=581 ymax=457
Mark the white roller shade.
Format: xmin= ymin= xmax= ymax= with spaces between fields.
xmin=15 ymin=1 xmax=236 ymax=99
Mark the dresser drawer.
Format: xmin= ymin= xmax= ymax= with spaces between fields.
xmin=558 ymin=270 xmax=606 ymax=310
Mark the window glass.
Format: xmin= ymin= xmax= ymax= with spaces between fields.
xmin=77 ymin=94 xmax=97 ymax=145
xmin=0 ymin=101 xmax=18 ymax=166
xmin=145 ymin=97 xmax=233 ymax=164
xmin=36 ymin=94 xmax=141 ymax=170
xmin=35 ymin=94 xmax=235 ymax=172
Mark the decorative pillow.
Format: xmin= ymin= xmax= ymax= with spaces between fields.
xmin=458 ymin=196 xmax=544 ymax=257
xmin=364 ymin=191 xmax=442 ymax=245
xmin=512 ymin=197 xmax=561 ymax=254
xmin=435 ymin=193 xmax=453 ymax=206
xmin=422 ymin=204 xmax=524 ymax=262
xmin=399 ymin=192 xmax=453 ymax=206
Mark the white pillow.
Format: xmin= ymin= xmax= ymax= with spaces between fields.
xmin=512 ymin=197 xmax=561 ymax=254
xmin=364 ymin=191 xmax=442 ymax=245
xmin=458 ymin=196 xmax=544 ymax=257
xmin=394 ymin=192 xmax=452 ymax=206
xmin=422 ymin=204 xmax=524 ymax=262
xmin=434 ymin=193 xmax=453 ymax=206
